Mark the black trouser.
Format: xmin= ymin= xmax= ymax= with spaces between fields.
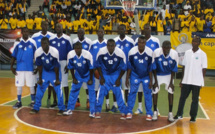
xmin=176 ymin=84 xmax=201 ymax=118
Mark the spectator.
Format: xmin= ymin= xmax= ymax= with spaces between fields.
xmin=17 ymin=16 xmax=26 ymax=28
xmin=149 ymin=17 xmax=157 ymax=35
xmin=172 ymin=13 xmax=181 ymax=32
xmin=203 ymin=17 xmax=212 ymax=32
xmin=9 ymin=14 xmax=18 ymax=29
xmin=189 ymin=16 xmax=197 ymax=32
xmin=43 ymin=0 xmax=49 ymax=10
xmin=157 ymin=14 xmax=164 ymax=35
xmin=181 ymin=18 xmax=189 ymax=32
xmin=61 ymin=2 xmax=67 ymax=12
xmin=197 ymin=15 xmax=205 ymax=32
xmin=183 ymin=1 xmax=192 ymax=16
xmin=165 ymin=21 xmax=172 ymax=35
xmin=0 ymin=15 xmax=9 ymax=29
xmin=112 ymin=16 xmax=119 ymax=35
xmin=26 ymin=14 xmax=34 ymax=30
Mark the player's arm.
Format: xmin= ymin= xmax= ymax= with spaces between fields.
xmin=37 ymin=65 xmax=43 ymax=85
xmin=125 ymin=69 xmax=131 ymax=88
xmin=97 ymin=67 xmax=105 ymax=85
xmin=87 ymin=69 xmax=94 ymax=85
xmin=168 ymin=71 xmax=175 ymax=91
xmin=70 ymin=69 xmax=78 ymax=84
xmin=10 ymin=57 xmax=17 ymax=75
xmin=152 ymin=70 xmax=158 ymax=90
xmin=54 ymin=67 xmax=60 ymax=86
xmin=115 ymin=70 xmax=125 ymax=87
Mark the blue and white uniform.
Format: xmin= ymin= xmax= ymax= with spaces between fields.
xmin=49 ymin=34 xmax=73 ymax=87
xmin=135 ymin=36 xmax=160 ymax=92
xmin=127 ymin=46 xmax=153 ymax=115
xmin=153 ymin=48 xmax=178 ymax=94
xmin=67 ymin=50 xmax=96 ymax=113
xmin=114 ymin=36 xmax=135 ymax=90
xmin=33 ymin=46 xmax=65 ymax=111
xmin=31 ymin=31 xmax=55 ymax=48
xmin=89 ymin=39 xmax=107 ymax=91
xmin=73 ymin=37 xmax=92 ymax=89
xmin=95 ymin=46 xmax=127 ymax=114
xmin=11 ymin=38 xmax=37 ymax=87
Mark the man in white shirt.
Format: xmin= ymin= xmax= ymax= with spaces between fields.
xmin=183 ymin=1 xmax=192 ymax=16
xmin=174 ymin=36 xmax=207 ymax=122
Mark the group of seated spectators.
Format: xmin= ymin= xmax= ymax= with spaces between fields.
xmin=0 ymin=0 xmax=215 ymax=35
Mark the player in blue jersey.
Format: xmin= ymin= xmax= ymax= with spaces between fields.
xmin=95 ymin=39 xmax=127 ymax=119
xmin=63 ymin=42 xmax=96 ymax=117
xmin=89 ymin=28 xmax=110 ymax=112
xmin=30 ymin=37 xmax=65 ymax=115
xmin=111 ymin=24 xmax=135 ymax=113
xmin=73 ymin=28 xmax=93 ymax=109
xmin=126 ymin=36 xmax=154 ymax=121
xmin=134 ymin=24 xmax=161 ymax=115
xmin=10 ymin=27 xmax=37 ymax=109
xmin=152 ymin=41 xmax=178 ymax=122
xmin=49 ymin=23 xmax=73 ymax=108
xmin=31 ymin=21 xmax=55 ymax=108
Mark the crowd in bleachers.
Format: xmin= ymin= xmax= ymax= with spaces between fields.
xmin=0 ymin=0 xmax=215 ymax=34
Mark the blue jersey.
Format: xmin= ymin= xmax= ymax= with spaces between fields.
xmin=34 ymin=46 xmax=60 ymax=72
xmin=31 ymin=31 xmax=55 ymax=48
xmin=11 ymin=38 xmax=37 ymax=71
xmin=49 ymin=34 xmax=73 ymax=61
xmin=89 ymin=39 xmax=107 ymax=65
xmin=73 ymin=37 xmax=92 ymax=51
xmin=128 ymin=46 xmax=153 ymax=78
xmin=135 ymin=36 xmax=160 ymax=51
xmin=153 ymin=48 xmax=178 ymax=76
xmin=96 ymin=46 xmax=126 ymax=75
xmin=114 ymin=36 xmax=135 ymax=63
xmin=67 ymin=49 xmax=93 ymax=80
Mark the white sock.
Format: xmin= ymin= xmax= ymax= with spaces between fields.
xmin=114 ymin=102 xmax=117 ymax=107
xmin=106 ymin=99 xmax=109 ymax=105
xmin=30 ymin=87 xmax=35 ymax=94
xmin=17 ymin=87 xmax=22 ymax=95
xmin=138 ymin=102 xmax=142 ymax=109
xmin=87 ymin=95 xmax=89 ymax=99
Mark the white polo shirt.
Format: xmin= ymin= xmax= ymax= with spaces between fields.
xmin=182 ymin=48 xmax=207 ymax=86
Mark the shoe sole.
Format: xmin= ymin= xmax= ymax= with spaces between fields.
xmin=13 ymin=107 xmax=22 ymax=109
xmin=146 ymin=119 xmax=152 ymax=121
xmin=168 ymin=119 xmax=175 ymax=122
xmin=57 ymin=113 xmax=63 ymax=116
xmin=95 ymin=117 xmax=101 ymax=119
xmin=120 ymin=118 xmax=126 ymax=120
xmin=152 ymin=119 xmax=158 ymax=121
xmin=126 ymin=117 xmax=132 ymax=119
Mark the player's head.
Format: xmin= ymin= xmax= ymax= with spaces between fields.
xmin=118 ymin=24 xmax=126 ymax=36
xmin=137 ymin=36 xmax=146 ymax=52
xmin=97 ymin=28 xmax=104 ymax=39
xmin=77 ymin=28 xmax=85 ymax=40
xmin=21 ymin=27 xmax=29 ymax=40
xmin=144 ymin=24 xmax=151 ymax=36
xmin=192 ymin=35 xmax=201 ymax=48
xmin=55 ymin=23 xmax=63 ymax=34
xmin=74 ymin=42 xmax=82 ymax=56
xmin=107 ymin=39 xmax=116 ymax=54
xmin=41 ymin=21 xmax=49 ymax=32
xmin=162 ymin=40 xmax=171 ymax=56
xmin=41 ymin=37 xmax=49 ymax=53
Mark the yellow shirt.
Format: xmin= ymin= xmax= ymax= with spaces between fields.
xmin=51 ymin=20 xmax=55 ymax=29
xmin=157 ymin=19 xmax=164 ymax=32
xmin=9 ymin=18 xmax=17 ymax=29
xmin=0 ymin=19 xmax=8 ymax=29
xmin=178 ymin=14 xmax=186 ymax=21
xmin=91 ymin=25 xmax=97 ymax=34
xmin=139 ymin=20 xmax=147 ymax=30
xmin=189 ymin=21 xmax=197 ymax=32
xmin=212 ymin=22 xmax=215 ymax=32
xmin=34 ymin=17 xmax=42 ymax=30
xmin=60 ymin=20 xmax=67 ymax=29
xmin=26 ymin=19 xmax=34 ymax=30
xmin=104 ymin=25 xmax=112 ymax=34
xmin=17 ymin=20 xmax=26 ymax=28
xmin=181 ymin=20 xmax=189 ymax=32
xmin=66 ymin=22 xmax=73 ymax=30
xmin=196 ymin=19 xmax=205 ymax=31
xmin=150 ymin=21 xmax=156 ymax=27
xmin=73 ymin=20 xmax=80 ymax=32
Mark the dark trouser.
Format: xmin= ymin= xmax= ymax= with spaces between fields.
xmin=176 ymin=84 xmax=201 ymax=118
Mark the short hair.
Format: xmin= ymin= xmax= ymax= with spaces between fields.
xmin=107 ymin=39 xmax=116 ymax=45
xmin=144 ymin=23 xmax=151 ymax=28
xmin=193 ymin=35 xmax=201 ymax=43
xmin=74 ymin=42 xmax=82 ymax=48
xmin=138 ymin=36 xmax=146 ymax=41
xmin=41 ymin=37 xmax=49 ymax=43
xmin=162 ymin=40 xmax=171 ymax=47
xmin=21 ymin=27 xmax=28 ymax=32
xmin=118 ymin=24 xmax=126 ymax=29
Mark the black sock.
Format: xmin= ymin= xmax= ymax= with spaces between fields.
xmin=48 ymin=95 xmax=51 ymax=99
xmin=169 ymin=105 xmax=173 ymax=112
xmin=154 ymin=105 xmax=157 ymax=111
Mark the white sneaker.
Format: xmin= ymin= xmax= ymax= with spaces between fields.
xmin=89 ymin=112 xmax=95 ymax=118
xmin=126 ymin=113 xmax=132 ymax=119
xmin=146 ymin=114 xmax=152 ymax=121
xmin=168 ymin=112 xmax=174 ymax=122
xmin=134 ymin=108 xmax=143 ymax=115
xmin=63 ymin=110 xmax=73 ymax=115
xmin=152 ymin=111 xmax=158 ymax=121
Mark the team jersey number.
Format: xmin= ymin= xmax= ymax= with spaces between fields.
xmin=108 ymin=60 xmax=113 ymax=64
xmin=163 ymin=61 xmax=168 ymax=66
xmin=77 ymin=63 xmax=82 ymax=67
xmin=138 ymin=59 xmax=144 ymax=63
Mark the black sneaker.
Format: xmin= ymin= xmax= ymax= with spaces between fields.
xmin=57 ymin=110 xmax=64 ymax=116
xmin=50 ymin=102 xmax=58 ymax=109
xmin=29 ymin=109 xmax=39 ymax=114
xmin=28 ymin=102 xmax=35 ymax=107
xmin=174 ymin=115 xmax=183 ymax=120
xmin=106 ymin=104 xmax=110 ymax=112
xmin=190 ymin=117 xmax=196 ymax=123
xmin=13 ymin=102 xmax=22 ymax=109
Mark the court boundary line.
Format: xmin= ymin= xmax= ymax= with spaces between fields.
xmin=14 ymin=107 xmax=178 ymax=134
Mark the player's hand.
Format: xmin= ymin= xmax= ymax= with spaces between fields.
xmin=100 ymin=77 xmax=105 ymax=85
xmin=115 ymin=78 xmax=121 ymax=87
xmin=125 ymin=78 xmax=130 ymax=88
xmin=179 ymin=81 xmax=183 ymax=88
xmin=87 ymin=79 xmax=93 ymax=85
xmin=73 ymin=77 xmax=78 ymax=84
xmin=33 ymin=68 xmax=38 ymax=75
xmin=168 ymin=83 xmax=174 ymax=92
xmin=64 ymin=66 xmax=68 ymax=74
xmin=149 ymin=81 xmax=153 ymax=89
xmin=38 ymin=79 xmax=43 ymax=86
xmin=55 ymin=79 xmax=61 ymax=86
xmin=11 ymin=67 xmax=17 ymax=75
xmin=153 ymin=82 xmax=158 ymax=91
